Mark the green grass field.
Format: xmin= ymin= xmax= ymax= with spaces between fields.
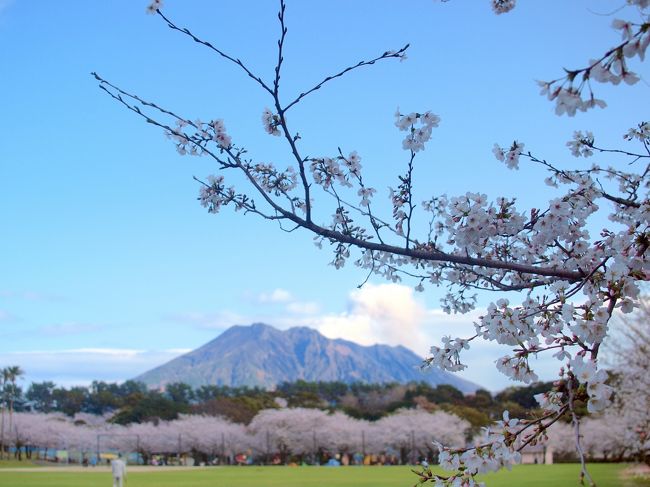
xmin=0 ymin=464 xmax=647 ymax=487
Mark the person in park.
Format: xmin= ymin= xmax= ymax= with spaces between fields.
xmin=111 ymin=454 xmax=127 ymax=487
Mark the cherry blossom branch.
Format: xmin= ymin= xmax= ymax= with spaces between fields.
xmin=539 ymin=12 xmax=649 ymax=115
xmin=95 ymin=72 xmax=594 ymax=286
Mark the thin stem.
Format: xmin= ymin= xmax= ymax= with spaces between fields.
xmin=282 ymin=45 xmax=409 ymax=113
xmin=568 ymin=377 xmax=596 ymax=487
xmin=156 ymin=10 xmax=273 ymax=95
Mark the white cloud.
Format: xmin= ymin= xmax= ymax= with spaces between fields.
xmin=257 ymin=288 xmax=293 ymax=303
xmin=309 ymin=283 xmax=429 ymax=354
xmin=286 ymin=301 xmax=321 ymax=315
xmin=295 ymin=284 xmax=560 ymax=391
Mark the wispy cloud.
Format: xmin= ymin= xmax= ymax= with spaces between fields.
xmin=165 ymin=310 xmax=244 ymax=330
xmin=40 ymin=322 xmax=103 ymax=336
xmin=0 ymin=348 xmax=190 ymax=386
xmin=0 ymin=309 xmax=19 ymax=323
xmin=0 ymin=0 xmax=13 ymax=17
xmin=0 ymin=290 xmax=65 ymax=302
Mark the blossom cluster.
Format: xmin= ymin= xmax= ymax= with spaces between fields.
xmin=492 ymin=141 xmax=524 ymax=169
xmin=539 ymin=7 xmax=649 ymax=116
xmin=569 ymin=356 xmax=613 ymax=413
xmin=421 ymin=411 xmax=523 ymax=486
xmin=310 ymin=156 xmax=352 ymax=190
xmin=566 ymin=131 xmax=595 ymax=158
xmin=198 ymin=175 xmax=230 ymax=214
xmin=309 ymin=151 xmax=378 ymax=211
xmin=412 ymin=126 xmax=647 ymax=419
xmin=262 ymin=108 xmax=282 ymax=136
xmin=249 ymin=163 xmax=298 ymax=196
xmin=394 ymin=109 xmax=440 ymax=152
xmin=491 ymin=0 xmax=516 ymax=15
xmin=533 ymin=390 xmax=563 ymax=413
xmin=425 ymin=336 xmax=470 ymax=372
xmin=146 ymin=0 xmax=162 ymax=15
xmin=624 ymin=121 xmax=650 ymax=141
xmin=166 ymin=118 xmax=233 ymax=156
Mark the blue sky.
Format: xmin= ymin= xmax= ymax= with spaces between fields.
xmin=0 ymin=0 xmax=647 ymax=391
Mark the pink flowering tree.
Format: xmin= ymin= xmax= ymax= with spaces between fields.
xmin=95 ymin=0 xmax=649 ymax=484
xmin=248 ymin=408 xmax=332 ymax=462
xmin=317 ymin=411 xmax=367 ymax=458
xmin=171 ymin=414 xmax=249 ymax=463
xmin=605 ymin=300 xmax=650 ymax=465
xmin=374 ymin=409 xmax=469 ymax=464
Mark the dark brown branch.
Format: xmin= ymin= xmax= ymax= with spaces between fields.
xmin=282 ymin=44 xmax=409 ymax=113
xmin=156 ymin=10 xmax=274 ymax=96
xmin=93 ymin=76 xmax=587 ymax=283
xmin=295 ymin=216 xmax=586 ymax=280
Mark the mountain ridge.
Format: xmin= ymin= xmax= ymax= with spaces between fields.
xmin=134 ymin=323 xmax=480 ymax=393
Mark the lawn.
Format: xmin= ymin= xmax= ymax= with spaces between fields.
xmin=0 ymin=464 xmax=646 ymax=487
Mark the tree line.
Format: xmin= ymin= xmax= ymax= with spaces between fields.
xmin=13 ymin=377 xmax=556 ymax=431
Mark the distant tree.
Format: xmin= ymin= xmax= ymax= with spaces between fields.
xmin=606 ymin=300 xmax=650 ymax=465
xmin=164 ymin=382 xmax=194 ymax=405
xmin=191 ymin=395 xmax=277 ymax=424
xmin=194 ymin=385 xmax=224 ymax=402
xmin=96 ymin=2 xmax=649 ymax=481
xmin=117 ymin=380 xmax=148 ymax=398
xmin=374 ymin=409 xmax=469 ymax=464
xmin=248 ymin=408 xmax=333 ymax=463
xmin=465 ymin=389 xmax=495 ymax=411
xmin=0 ymin=366 xmax=24 ymax=459
xmin=173 ymin=414 xmax=248 ymax=463
xmin=26 ymin=381 xmax=56 ymax=413
xmin=85 ymin=381 xmax=122 ymax=415
xmin=52 ymin=386 xmax=86 ymax=417
xmin=496 ymin=381 xmax=555 ymax=410
xmin=0 ymin=369 xmax=6 ymax=458
xmin=318 ymin=411 xmax=367 ymax=458
xmin=285 ymin=390 xmax=326 ymax=409
xmin=439 ymin=404 xmax=491 ymax=435
xmin=111 ymin=391 xmax=184 ymax=425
